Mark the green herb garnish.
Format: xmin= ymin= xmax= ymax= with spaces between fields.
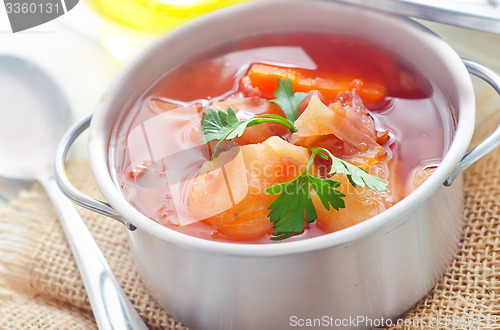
xmin=199 ymin=107 xmax=296 ymax=158
xmin=266 ymin=148 xmax=345 ymax=240
xmin=270 ymin=78 xmax=308 ymax=122
xmin=312 ymin=147 xmax=388 ymax=191
xmin=199 ymin=78 xmax=306 ymax=158
xmin=266 ymin=147 xmax=387 ymax=240
xmin=198 ymin=78 xmax=389 ymax=240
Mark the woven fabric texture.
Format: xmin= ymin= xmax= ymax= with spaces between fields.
xmin=0 ymin=147 xmax=498 ymax=329
xmin=0 ymin=162 xmax=187 ymax=330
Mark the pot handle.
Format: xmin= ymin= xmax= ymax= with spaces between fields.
xmin=444 ymin=59 xmax=500 ymax=186
xmin=53 ymin=114 xmax=136 ymax=231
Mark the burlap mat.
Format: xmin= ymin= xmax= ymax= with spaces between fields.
xmin=0 ymin=146 xmax=499 ymax=329
xmin=0 ymin=161 xmax=187 ymax=330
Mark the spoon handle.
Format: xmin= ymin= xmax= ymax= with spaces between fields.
xmin=40 ymin=174 xmax=149 ymax=330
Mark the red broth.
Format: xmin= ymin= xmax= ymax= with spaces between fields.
xmin=110 ymin=32 xmax=452 ymax=243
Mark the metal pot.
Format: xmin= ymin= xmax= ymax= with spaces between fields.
xmin=54 ymin=1 xmax=500 ymax=329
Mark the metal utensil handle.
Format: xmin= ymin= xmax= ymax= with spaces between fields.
xmin=445 ymin=59 xmax=500 ymax=186
xmin=335 ymin=0 xmax=500 ymax=34
xmin=53 ymin=114 xmax=135 ymax=230
xmin=40 ymin=174 xmax=148 ymax=330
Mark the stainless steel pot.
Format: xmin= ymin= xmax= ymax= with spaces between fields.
xmin=54 ymin=1 xmax=500 ymax=329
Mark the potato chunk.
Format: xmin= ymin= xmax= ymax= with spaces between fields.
xmin=313 ymin=173 xmax=396 ymax=233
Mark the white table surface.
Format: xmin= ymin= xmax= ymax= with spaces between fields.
xmin=0 ymin=2 xmax=128 ymax=206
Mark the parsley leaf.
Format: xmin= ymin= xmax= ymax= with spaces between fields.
xmin=199 ymin=107 xmax=297 ymax=159
xmin=197 ymin=79 xmax=389 ymax=240
xmin=267 ymin=174 xmax=317 ymax=240
xmin=199 ymin=78 xmax=307 ymax=158
xmin=266 ymin=149 xmax=345 ymax=240
xmin=199 ymin=107 xmax=241 ymax=144
xmin=308 ymin=176 xmax=345 ymax=211
xmin=311 ymin=147 xmax=388 ymax=191
xmin=270 ymin=78 xmax=308 ymax=122
xmin=266 ymin=147 xmax=387 ymax=240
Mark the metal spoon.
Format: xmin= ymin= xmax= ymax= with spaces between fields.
xmin=0 ymin=55 xmax=148 ymax=330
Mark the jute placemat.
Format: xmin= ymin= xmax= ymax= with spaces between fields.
xmin=0 ymin=161 xmax=187 ymax=330
xmin=0 ymin=147 xmax=498 ymax=329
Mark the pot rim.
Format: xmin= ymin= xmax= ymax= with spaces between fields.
xmin=88 ymin=0 xmax=475 ymax=257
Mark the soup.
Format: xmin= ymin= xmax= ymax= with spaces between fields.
xmin=110 ymin=32 xmax=452 ymax=243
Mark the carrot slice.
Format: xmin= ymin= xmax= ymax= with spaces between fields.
xmin=244 ymin=63 xmax=387 ymax=107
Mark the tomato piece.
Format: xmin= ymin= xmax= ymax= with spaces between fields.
xmin=128 ymin=160 xmax=151 ymax=179
xmin=211 ymin=96 xmax=291 ymax=144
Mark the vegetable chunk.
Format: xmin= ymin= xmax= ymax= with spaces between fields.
xmin=190 ymin=136 xmax=311 ymax=241
xmin=295 ymin=92 xmax=386 ymax=167
xmin=314 ymin=172 xmax=396 ymax=233
xmin=244 ymin=63 xmax=387 ymax=108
